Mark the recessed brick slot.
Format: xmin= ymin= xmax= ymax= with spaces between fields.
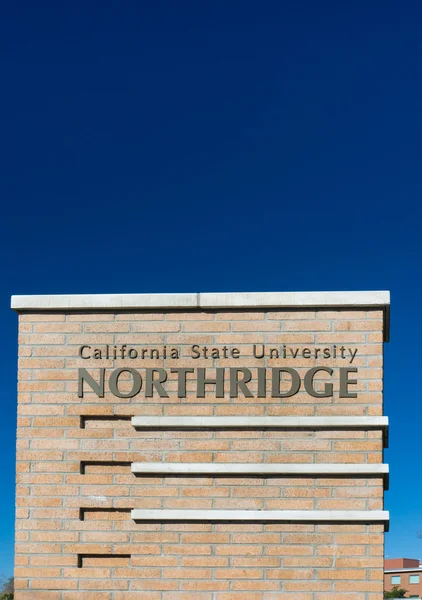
xmin=80 ymin=415 xmax=132 ymax=429
xmin=79 ymin=507 xmax=132 ymax=521
xmin=77 ymin=554 xmax=131 ymax=568
xmin=80 ymin=460 xmax=131 ymax=474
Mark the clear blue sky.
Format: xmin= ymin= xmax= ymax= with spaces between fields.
xmin=1 ymin=0 xmax=421 ymax=577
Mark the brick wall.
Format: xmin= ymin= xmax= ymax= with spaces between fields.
xmin=14 ymin=304 xmax=388 ymax=599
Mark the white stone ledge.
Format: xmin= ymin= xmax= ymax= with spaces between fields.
xmin=11 ymin=293 xmax=199 ymax=311
xmin=199 ymin=291 xmax=390 ymax=309
xmin=11 ymin=290 xmax=390 ymax=311
xmin=131 ymin=462 xmax=389 ymax=489
xmin=131 ymin=415 xmax=388 ymax=428
xmin=131 ymin=509 xmax=390 ymax=529
xmin=131 ymin=416 xmax=389 ymax=447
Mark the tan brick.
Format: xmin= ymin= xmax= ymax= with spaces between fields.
xmin=34 ymin=323 xmax=83 ymax=333
xmin=15 ymin=593 xmax=62 ymax=600
xmin=19 ymin=334 xmax=65 ymax=345
xmin=114 ymin=594 xmax=161 ymax=600
xmin=63 ymin=594 xmax=111 ymax=600
xmin=13 ymin=304 xmax=387 ymax=596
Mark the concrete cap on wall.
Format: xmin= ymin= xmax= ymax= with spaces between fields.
xmin=11 ymin=290 xmax=391 ymax=340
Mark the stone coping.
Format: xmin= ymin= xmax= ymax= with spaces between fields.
xmin=11 ymin=290 xmax=390 ymax=310
xmin=131 ymin=462 xmax=390 ymax=489
xmin=131 ymin=416 xmax=389 ymax=448
xmin=10 ymin=290 xmax=391 ymax=340
xmin=131 ymin=509 xmax=390 ymax=529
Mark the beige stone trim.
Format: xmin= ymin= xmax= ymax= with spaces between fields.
xmin=131 ymin=509 xmax=390 ymax=529
xmin=11 ymin=290 xmax=390 ymax=310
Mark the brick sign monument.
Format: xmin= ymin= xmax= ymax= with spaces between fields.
xmin=12 ymin=291 xmax=390 ymax=600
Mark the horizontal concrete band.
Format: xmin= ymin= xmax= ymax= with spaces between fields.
xmin=132 ymin=416 xmax=389 ymax=447
xmin=385 ymin=569 xmax=422 ymax=573
xmin=11 ymin=290 xmax=390 ymax=310
xmin=131 ymin=509 xmax=390 ymax=529
xmin=131 ymin=462 xmax=390 ymax=489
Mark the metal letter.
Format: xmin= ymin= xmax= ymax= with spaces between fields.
xmin=257 ymin=367 xmax=266 ymax=398
xmin=78 ymin=368 xmax=105 ymax=398
xmin=339 ymin=367 xmax=358 ymax=398
xmin=145 ymin=368 xmax=169 ymax=398
xmin=79 ymin=346 xmax=91 ymax=359
xmin=304 ymin=367 xmax=333 ymax=398
xmin=230 ymin=368 xmax=253 ymax=398
xmin=271 ymin=368 xmax=301 ymax=398
xmin=171 ymin=368 xmax=194 ymax=398
xmin=197 ymin=368 xmax=225 ymax=398
xmin=109 ymin=368 xmax=142 ymax=399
